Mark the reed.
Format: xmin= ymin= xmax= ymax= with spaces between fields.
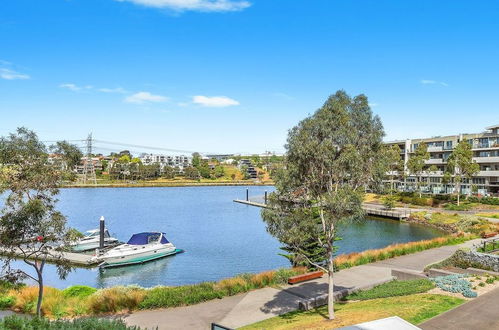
xmin=334 ymin=235 xmax=469 ymax=270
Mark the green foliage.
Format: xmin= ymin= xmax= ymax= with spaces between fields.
xmin=446 ymin=140 xmax=480 ymax=205
xmin=468 ymin=196 xmax=499 ymax=205
xmin=0 ymin=296 xmax=16 ymax=309
xmin=407 ymin=143 xmax=430 ymax=197
xmin=444 ymin=203 xmax=472 ymax=211
xmin=62 ymin=285 xmax=97 ymax=298
xmin=0 ymin=316 xmax=140 ymax=329
xmin=344 ymin=279 xmax=435 ymax=301
xmin=382 ymin=195 xmax=397 ymax=209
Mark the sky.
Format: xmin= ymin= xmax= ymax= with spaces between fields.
xmin=1 ymin=0 xmax=499 ymax=155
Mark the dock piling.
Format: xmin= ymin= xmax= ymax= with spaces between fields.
xmin=246 ymin=188 xmax=249 ymax=201
xmin=264 ymin=191 xmax=268 ymax=204
xmin=99 ymin=216 xmax=105 ymax=250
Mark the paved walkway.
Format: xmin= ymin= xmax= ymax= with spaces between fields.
xmin=420 ymin=286 xmax=499 ymax=330
xmin=123 ymin=239 xmax=480 ymax=330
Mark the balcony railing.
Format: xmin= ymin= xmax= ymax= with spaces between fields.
xmin=478 ymin=170 xmax=499 ymax=177
xmin=426 ymin=158 xmax=444 ymax=164
xmin=473 ymin=156 xmax=499 ymax=163
xmin=427 ymin=146 xmax=443 ymax=152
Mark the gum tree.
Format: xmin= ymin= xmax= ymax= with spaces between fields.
xmin=407 ymin=143 xmax=430 ymax=197
xmin=446 ymin=140 xmax=480 ymax=205
xmin=262 ymin=91 xmax=384 ymax=320
xmin=0 ymin=128 xmax=77 ymax=316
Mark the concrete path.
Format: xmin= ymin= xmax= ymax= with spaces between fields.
xmin=420 ymin=286 xmax=499 ymax=330
xmin=124 ymin=239 xmax=480 ymax=330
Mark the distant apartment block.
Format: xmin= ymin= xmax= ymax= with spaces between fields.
xmin=239 ymin=159 xmax=258 ymax=179
xmin=139 ymin=153 xmax=192 ymax=170
xmin=386 ymin=124 xmax=499 ymax=195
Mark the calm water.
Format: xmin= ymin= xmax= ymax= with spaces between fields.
xmin=3 ymin=186 xmax=443 ymax=289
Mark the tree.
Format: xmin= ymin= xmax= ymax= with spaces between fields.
xmin=407 ymin=143 xmax=430 ymax=197
xmin=50 ymin=141 xmax=83 ymax=174
xmin=162 ymin=166 xmax=176 ymax=179
xmin=446 ymin=140 xmax=480 ymax=205
xmin=0 ymin=128 xmax=76 ymax=316
xmin=184 ymin=166 xmax=200 ymax=180
xmin=214 ymin=165 xmax=225 ymax=178
xmin=386 ymin=145 xmax=404 ymax=194
xmin=192 ymin=152 xmax=201 ymax=168
xmin=262 ymin=91 xmax=384 ymax=320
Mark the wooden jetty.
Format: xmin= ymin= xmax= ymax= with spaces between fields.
xmin=234 ymin=199 xmax=411 ymax=220
xmin=0 ymin=247 xmax=101 ymax=267
xmin=234 ymin=199 xmax=268 ymax=208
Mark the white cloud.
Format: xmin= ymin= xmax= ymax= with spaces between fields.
xmin=420 ymin=79 xmax=448 ymax=87
xmin=115 ymin=0 xmax=251 ymax=12
xmin=0 ymin=68 xmax=30 ymax=80
xmin=369 ymin=102 xmax=379 ymax=107
xmin=59 ymin=83 xmax=93 ymax=91
xmin=193 ymin=95 xmax=240 ymax=107
xmin=98 ymin=87 xmax=128 ymax=94
xmin=125 ymin=91 xmax=168 ymax=104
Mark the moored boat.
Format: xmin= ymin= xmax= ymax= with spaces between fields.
xmin=96 ymin=232 xmax=179 ymax=268
xmin=71 ymin=228 xmax=119 ymax=252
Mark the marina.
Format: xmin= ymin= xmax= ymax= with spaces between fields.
xmin=1 ymin=186 xmax=444 ymax=289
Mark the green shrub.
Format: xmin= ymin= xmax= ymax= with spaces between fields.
xmin=139 ymin=282 xmax=223 ymax=309
xmin=62 ymin=285 xmax=98 ymax=298
xmin=0 ymin=316 xmax=140 ymax=329
xmin=0 ymin=296 xmax=15 ymax=309
xmin=344 ymin=279 xmax=435 ymax=301
xmin=468 ymin=196 xmax=499 ymax=205
xmin=445 ymin=203 xmax=472 ymax=211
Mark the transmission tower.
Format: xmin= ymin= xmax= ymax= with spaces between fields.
xmin=82 ymin=133 xmax=97 ymax=185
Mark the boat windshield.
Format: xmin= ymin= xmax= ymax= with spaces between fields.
xmin=127 ymin=232 xmax=169 ymax=245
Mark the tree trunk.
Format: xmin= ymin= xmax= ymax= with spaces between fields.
xmin=457 ymin=182 xmax=461 ymax=206
xmin=35 ymin=261 xmax=45 ymax=317
xmin=327 ymin=256 xmax=335 ymax=320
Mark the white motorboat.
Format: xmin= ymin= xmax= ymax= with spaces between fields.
xmin=71 ymin=229 xmax=119 ymax=252
xmin=96 ymin=232 xmax=179 ymax=267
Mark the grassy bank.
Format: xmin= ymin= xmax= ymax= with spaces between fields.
xmin=0 ymin=234 xmax=472 ymax=319
xmin=241 ymin=279 xmax=463 ymax=330
xmin=1 ymin=268 xmax=307 ymax=318
xmin=64 ymin=180 xmax=274 ymax=188
xmin=334 ymin=235 xmax=471 ymax=270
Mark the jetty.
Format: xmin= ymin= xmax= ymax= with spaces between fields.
xmin=234 ymin=198 xmax=411 ymax=220
xmin=0 ymin=247 xmax=100 ymax=267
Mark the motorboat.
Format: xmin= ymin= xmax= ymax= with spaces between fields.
xmin=70 ymin=229 xmax=119 ymax=252
xmin=96 ymin=232 xmax=179 ymax=268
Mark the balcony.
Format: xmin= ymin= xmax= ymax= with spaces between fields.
xmin=426 ymin=158 xmax=444 ymax=164
xmin=478 ymin=171 xmax=499 ymax=177
xmin=473 ymin=142 xmax=499 ymax=149
xmin=427 ymin=146 xmax=443 ymax=152
xmin=473 ymin=156 xmax=499 ymax=163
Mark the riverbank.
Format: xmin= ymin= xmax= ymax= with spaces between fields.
xmin=0 ymin=235 xmax=472 ymax=320
xmin=64 ymin=180 xmax=274 ymax=188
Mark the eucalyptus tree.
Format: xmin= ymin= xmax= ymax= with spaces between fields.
xmin=0 ymin=128 xmax=77 ymax=316
xmin=407 ymin=143 xmax=430 ymax=197
xmin=446 ymin=140 xmax=480 ymax=205
xmin=262 ymin=91 xmax=384 ymax=320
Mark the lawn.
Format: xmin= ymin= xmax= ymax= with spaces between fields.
xmin=239 ymin=294 xmax=464 ymax=330
xmin=344 ymin=279 xmax=435 ymax=301
xmin=476 ymin=213 xmax=499 ymax=219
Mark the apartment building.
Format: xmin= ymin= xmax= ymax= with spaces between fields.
xmin=139 ymin=154 xmax=192 ymax=170
xmin=386 ymin=124 xmax=499 ymax=196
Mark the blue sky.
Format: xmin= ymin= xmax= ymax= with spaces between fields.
xmin=1 ymin=0 xmax=499 ymax=154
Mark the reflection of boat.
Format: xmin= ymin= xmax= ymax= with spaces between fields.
xmin=96 ymin=232 xmax=181 ymax=268
xmin=71 ymin=229 xmax=119 ymax=252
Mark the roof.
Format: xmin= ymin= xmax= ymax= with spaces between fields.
xmin=485 ymin=124 xmax=499 ymax=130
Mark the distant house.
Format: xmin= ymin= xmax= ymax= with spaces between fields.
xmin=139 ymin=153 xmax=192 ymax=172
xmin=239 ymin=159 xmax=258 ymax=179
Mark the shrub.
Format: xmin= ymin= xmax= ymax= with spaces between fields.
xmin=87 ymin=286 xmax=146 ymax=314
xmin=445 ymin=203 xmax=473 ymax=211
xmin=139 ymin=282 xmax=222 ymax=309
xmin=0 ymin=315 xmax=140 ymax=329
xmin=431 ymin=274 xmax=477 ymax=298
xmin=62 ymin=285 xmax=98 ymax=298
xmin=344 ymin=279 xmax=435 ymax=301
xmin=0 ymin=296 xmax=15 ymax=309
